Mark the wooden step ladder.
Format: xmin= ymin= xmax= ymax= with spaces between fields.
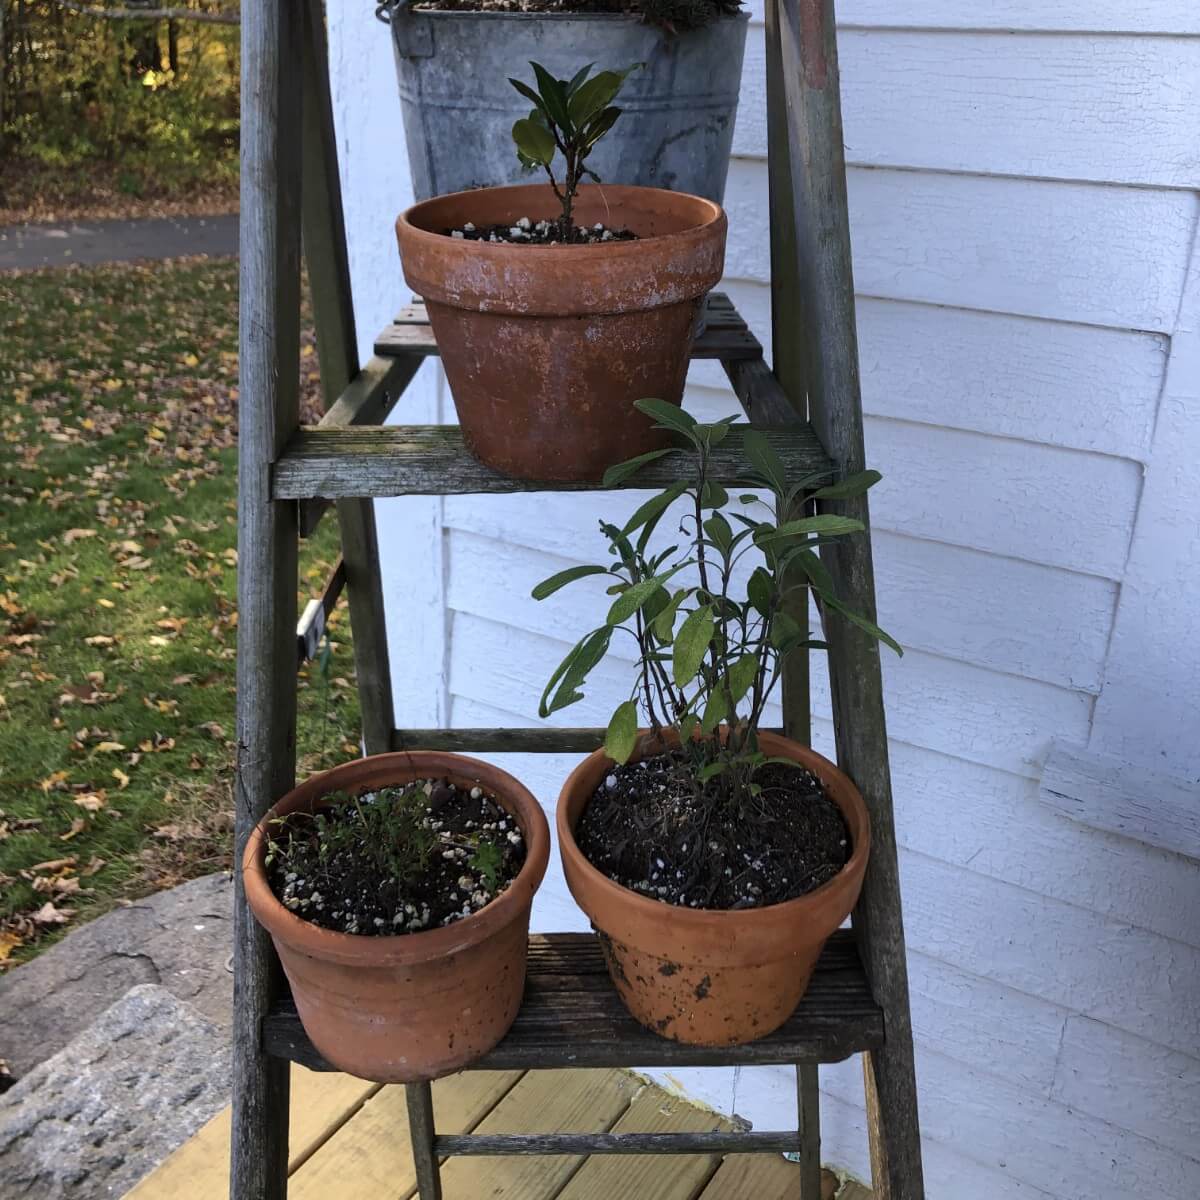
xmin=232 ymin=0 xmax=926 ymax=1196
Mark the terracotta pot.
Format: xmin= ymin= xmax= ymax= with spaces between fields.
xmin=557 ymin=731 xmax=870 ymax=1046
xmin=396 ymin=183 xmax=727 ymax=482
xmin=243 ymin=752 xmax=549 ymax=1082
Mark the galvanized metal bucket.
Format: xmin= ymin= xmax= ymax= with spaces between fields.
xmin=383 ymin=7 xmax=750 ymax=203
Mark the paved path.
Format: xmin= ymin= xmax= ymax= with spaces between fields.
xmin=0 ymin=212 xmax=238 ymax=270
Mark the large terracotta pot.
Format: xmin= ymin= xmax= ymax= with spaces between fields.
xmin=243 ymin=752 xmax=549 ymax=1083
xmin=557 ymin=731 xmax=870 ymax=1046
xmin=396 ymin=182 xmax=726 ymax=482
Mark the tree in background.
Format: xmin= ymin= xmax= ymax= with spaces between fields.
xmin=1 ymin=1 xmax=240 ymax=209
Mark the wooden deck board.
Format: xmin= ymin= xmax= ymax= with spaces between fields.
xmin=129 ymin=1065 xmax=874 ymax=1199
xmin=554 ymin=1085 xmax=730 ymax=1200
xmin=420 ymin=1068 xmax=637 ymax=1199
xmin=290 ymin=1069 xmax=522 ymax=1199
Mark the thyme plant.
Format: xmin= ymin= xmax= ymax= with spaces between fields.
xmin=509 ymin=60 xmax=640 ymax=234
xmin=533 ymin=399 xmax=902 ymax=803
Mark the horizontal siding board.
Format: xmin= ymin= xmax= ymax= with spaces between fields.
xmin=898 ymin=851 xmax=1200 ymax=1056
xmin=877 ymin=735 xmax=1200 ymax=948
xmin=691 ymin=284 xmax=1167 ymax=460
xmin=721 ymin=161 xmax=1196 ymax=330
xmin=863 ymin=418 xmax=1142 ymax=578
xmin=734 ymin=31 xmax=1200 ymax=187
xmin=821 ymin=1045 xmax=1199 ymax=1199
xmin=834 ymin=2 xmax=1200 ymax=34
xmin=448 ymin=514 xmax=1117 ymax=690
xmin=1051 ymin=1016 xmax=1200 ymax=1161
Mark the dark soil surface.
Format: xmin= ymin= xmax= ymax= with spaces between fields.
xmin=576 ymin=751 xmax=850 ymax=910
xmin=448 ymin=216 xmax=636 ymax=244
xmin=264 ymin=780 xmax=525 ymax=936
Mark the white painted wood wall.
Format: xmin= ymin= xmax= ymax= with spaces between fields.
xmin=328 ymin=3 xmax=1200 ymax=1195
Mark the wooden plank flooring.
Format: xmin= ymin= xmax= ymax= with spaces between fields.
xmin=130 ymin=1066 xmax=868 ymax=1199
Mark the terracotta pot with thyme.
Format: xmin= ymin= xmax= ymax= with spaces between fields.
xmin=535 ymin=402 xmax=900 ymax=1045
xmin=243 ymin=752 xmax=549 ymax=1081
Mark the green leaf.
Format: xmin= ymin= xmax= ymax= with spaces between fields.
xmin=742 ymin=429 xmax=788 ymax=495
xmin=633 ymin=397 xmax=699 ymax=441
xmin=673 ymin=604 xmax=715 ymax=687
xmin=568 ymin=63 xmax=639 ymax=126
xmin=604 ymin=700 xmax=639 ymax=764
xmin=531 ymin=563 xmax=609 ymax=601
xmin=566 ymin=63 xmax=594 ymax=95
xmin=700 ymin=688 xmax=727 ymax=734
xmin=821 ymin=595 xmax=904 ymax=656
xmin=726 ymin=652 xmax=760 ymax=705
xmin=791 ymin=547 xmax=834 ymax=596
xmin=508 ymin=77 xmax=548 ymax=114
xmin=770 ymin=610 xmax=803 ymax=651
xmin=653 ymin=587 xmax=690 ymax=643
xmin=810 ymin=470 xmax=882 ymax=501
xmin=696 ymin=761 xmax=728 ymax=783
xmin=601 ymin=447 xmax=675 ymax=487
xmin=678 ymin=714 xmax=699 ymax=745
xmin=700 ymin=480 xmax=729 ymax=509
xmin=759 ymin=514 xmax=864 ymax=541
xmin=606 ymin=564 xmax=689 ymax=626
xmin=622 ymin=482 xmax=687 ymax=539
xmin=747 ymin=566 xmax=773 ymax=616
xmin=582 ymin=105 xmax=623 ymax=152
xmin=531 ymin=61 xmax=573 ymax=131
xmin=702 ymin=513 xmax=733 ymax=556
xmin=512 ymin=118 xmax=556 ymax=166
xmin=705 ymin=416 xmax=738 ymax=447
xmin=543 ymin=626 xmax=613 ymax=715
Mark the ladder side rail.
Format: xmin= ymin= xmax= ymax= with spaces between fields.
xmin=773 ymin=2 xmax=925 ymax=1197
xmin=764 ymin=0 xmax=812 ymax=749
xmin=299 ymin=0 xmax=395 ymax=756
xmin=232 ymin=0 xmax=303 ymax=1195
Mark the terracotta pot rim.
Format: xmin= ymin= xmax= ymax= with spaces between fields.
xmin=398 ymin=182 xmax=724 ymax=256
xmin=243 ymin=751 xmax=549 ymax=968
xmin=556 ymin=730 xmax=870 ymax=930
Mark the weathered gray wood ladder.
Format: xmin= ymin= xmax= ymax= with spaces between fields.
xmin=234 ymin=0 xmax=925 ymax=1196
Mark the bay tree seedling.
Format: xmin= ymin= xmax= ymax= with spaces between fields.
xmin=509 ymin=60 xmax=641 ymax=237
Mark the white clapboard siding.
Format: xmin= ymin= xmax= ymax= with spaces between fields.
xmin=448 ymin=578 xmax=1092 ymax=780
xmin=862 ymin=418 xmax=1142 ymax=578
xmin=820 ymin=1045 xmax=1199 ymax=1200
xmin=445 ymin=516 xmax=1117 ymax=691
xmin=878 ymin=735 xmax=1200 ymax=949
xmin=721 ymin=161 xmax=1196 ymax=330
xmin=897 ymin=852 xmax=1200 ymax=1057
xmin=835 ymin=1 xmax=1200 ymax=35
xmin=733 ymin=31 xmax=1200 ymax=187
xmin=1051 ymin=1017 xmax=1200 ymax=1162
xmin=690 ymin=282 xmax=1166 ymax=461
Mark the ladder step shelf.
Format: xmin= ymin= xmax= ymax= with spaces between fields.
xmin=262 ymin=930 xmax=883 ymax=1072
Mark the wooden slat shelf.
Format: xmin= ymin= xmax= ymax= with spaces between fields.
xmin=272 ymin=422 xmax=832 ymax=500
xmin=263 ymin=930 xmax=883 ymax=1072
xmin=373 ymin=291 xmax=763 ymax=362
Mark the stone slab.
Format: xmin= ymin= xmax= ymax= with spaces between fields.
xmin=0 ymin=984 xmax=232 ymax=1200
xmin=0 ymin=873 xmax=233 ymax=1078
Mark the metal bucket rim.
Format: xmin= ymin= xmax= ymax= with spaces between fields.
xmin=393 ymin=9 xmax=751 ymax=23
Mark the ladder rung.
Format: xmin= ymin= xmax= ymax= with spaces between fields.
xmin=390 ymin=727 xmax=787 ymax=754
xmin=272 ymin=423 xmax=832 ymax=501
xmin=263 ymin=930 xmax=884 ymax=1072
xmin=375 ymin=291 xmax=763 ymax=362
xmin=433 ymin=1130 xmax=799 ymax=1156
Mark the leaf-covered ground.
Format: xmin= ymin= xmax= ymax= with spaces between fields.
xmin=0 ymin=257 xmax=360 ymax=969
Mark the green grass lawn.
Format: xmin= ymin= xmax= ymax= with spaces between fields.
xmin=0 ymin=258 xmax=360 ymax=968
